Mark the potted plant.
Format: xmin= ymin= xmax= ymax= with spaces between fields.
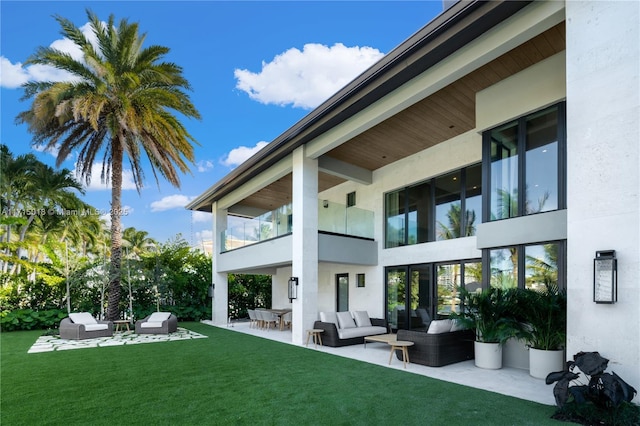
xmin=452 ymin=287 xmax=524 ymax=369
xmin=517 ymin=283 xmax=567 ymax=379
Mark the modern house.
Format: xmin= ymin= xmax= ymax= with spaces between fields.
xmin=187 ymin=0 xmax=639 ymax=387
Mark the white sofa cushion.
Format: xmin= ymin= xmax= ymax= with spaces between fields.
xmin=69 ymin=312 xmax=97 ymax=325
xmin=427 ymin=319 xmax=453 ymax=334
xmin=147 ymin=312 xmax=171 ymax=322
xmin=141 ymin=321 xmax=164 ymax=328
xmin=319 ymin=311 xmax=339 ymax=328
xmin=84 ymin=323 xmax=109 ymax=331
xmin=337 ymin=325 xmax=387 ymax=339
xmin=336 ymin=311 xmax=356 ymax=329
xmin=352 ymin=311 xmax=372 ymax=327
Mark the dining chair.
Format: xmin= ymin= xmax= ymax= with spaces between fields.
xmin=260 ymin=310 xmax=278 ymax=331
xmin=281 ymin=311 xmax=292 ymax=331
xmin=247 ymin=309 xmax=259 ymax=328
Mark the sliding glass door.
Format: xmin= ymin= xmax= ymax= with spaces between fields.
xmin=386 ymin=264 xmax=432 ymax=332
xmin=386 ymin=260 xmax=481 ymax=331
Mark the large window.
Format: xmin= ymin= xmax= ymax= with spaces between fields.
xmin=386 ymin=260 xmax=481 ymax=331
xmin=385 ymin=164 xmax=481 ymax=248
xmin=436 ymin=261 xmax=482 ymax=316
xmin=484 ymin=103 xmax=565 ymax=221
xmin=487 ymin=242 xmax=564 ymax=290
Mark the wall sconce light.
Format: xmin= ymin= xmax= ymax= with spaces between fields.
xmin=208 ymin=284 xmax=215 ymax=298
xmin=288 ymin=277 xmax=299 ymax=302
xmin=323 ymin=200 xmax=329 ymax=208
xmin=594 ymin=250 xmax=617 ymax=304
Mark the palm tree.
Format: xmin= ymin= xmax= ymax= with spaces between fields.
xmin=0 ymin=145 xmax=39 ymax=272
xmin=16 ymin=10 xmax=201 ymax=320
xmin=123 ymin=227 xmax=156 ymax=259
xmin=436 ymin=202 xmax=476 ymax=240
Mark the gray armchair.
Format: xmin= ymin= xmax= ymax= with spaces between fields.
xmin=59 ymin=313 xmax=113 ymax=340
xmin=135 ymin=312 xmax=178 ymax=334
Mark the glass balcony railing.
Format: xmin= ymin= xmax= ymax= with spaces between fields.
xmin=221 ymin=201 xmax=374 ymax=252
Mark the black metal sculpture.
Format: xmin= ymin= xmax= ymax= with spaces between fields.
xmin=546 ymin=351 xmax=637 ymax=409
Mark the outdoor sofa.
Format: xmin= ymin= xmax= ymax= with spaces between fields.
xmin=313 ymin=311 xmax=388 ymax=347
xmin=135 ymin=312 xmax=178 ymax=334
xmin=59 ymin=312 xmax=113 ymax=340
xmin=395 ymin=319 xmax=475 ymax=367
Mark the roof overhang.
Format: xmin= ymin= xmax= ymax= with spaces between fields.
xmin=187 ymin=0 xmax=537 ymax=213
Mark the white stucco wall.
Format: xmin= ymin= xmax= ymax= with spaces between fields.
xmin=565 ymin=0 xmax=640 ymax=388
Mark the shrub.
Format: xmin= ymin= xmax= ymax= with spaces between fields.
xmin=0 ymin=308 xmax=67 ymax=331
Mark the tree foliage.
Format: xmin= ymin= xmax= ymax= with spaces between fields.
xmin=16 ymin=9 xmax=201 ymax=321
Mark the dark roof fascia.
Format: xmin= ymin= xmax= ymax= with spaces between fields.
xmin=187 ymin=0 xmax=532 ymax=212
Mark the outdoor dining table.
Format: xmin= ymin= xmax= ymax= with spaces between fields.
xmin=266 ymin=308 xmax=292 ymax=330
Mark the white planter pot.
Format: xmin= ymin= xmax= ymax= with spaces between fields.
xmin=474 ymin=341 xmax=502 ymax=369
xmin=529 ymin=347 xmax=565 ymax=379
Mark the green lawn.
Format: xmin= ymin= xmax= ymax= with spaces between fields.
xmin=1 ymin=322 xmax=561 ymax=425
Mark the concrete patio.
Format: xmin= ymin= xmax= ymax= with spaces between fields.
xmin=201 ymin=320 xmax=556 ymax=406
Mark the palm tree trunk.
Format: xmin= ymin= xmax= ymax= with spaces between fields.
xmin=107 ymin=144 xmax=124 ymax=321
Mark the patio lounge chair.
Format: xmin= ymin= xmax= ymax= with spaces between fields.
xmin=59 ymin=312 xmax=113 ymax=340
xmin=135 ymin=312 xmax=178 ymax=334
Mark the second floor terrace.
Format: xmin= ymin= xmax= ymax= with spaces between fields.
xmin=222 ymin=200 xmax=374 ymax=252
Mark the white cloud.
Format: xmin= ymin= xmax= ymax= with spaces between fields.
xmin=32 ymin=143 xmax=60 ymax=158
xmin=76 ymin=162 xmax=138 ymax=191
xmin=234 ymin=43 xmax=384 ymax=110
xmin=0 ymin=57 xmax=30 ymax=88
xmin=150 ymin=194 xmax=194 ymax=212
xmin=1 ymin=22 xmax=96 ymax=89
xmin=191 ymin=211 xmax=212 ymax=223
xmin=221 ymin=141 xmax=269 ymax=168
xmin=196 ymin=160 xmax=214 ymax=172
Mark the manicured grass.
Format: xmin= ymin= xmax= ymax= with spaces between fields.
xmin=1 ymin=323 xmax=560 ymax=425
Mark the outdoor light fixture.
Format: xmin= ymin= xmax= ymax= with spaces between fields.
xmin=288 ymin=277 xmax=299 ymax=302
xmin=323 ymin=200 xmax=329 ymax=208
xmin=594 ymin=250 xmax=617 ymax=304
xmin=208 ymin=284 xmax=215 ymax=298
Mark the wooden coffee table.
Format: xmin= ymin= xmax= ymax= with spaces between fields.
xmin=364 ymin=333 xmax=396 ymax=348
xmin=113 ymin=320 xmax=131 ymax=332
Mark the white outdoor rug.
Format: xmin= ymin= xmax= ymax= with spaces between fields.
xmin=28 ymin=327 xmax=207 ymax=353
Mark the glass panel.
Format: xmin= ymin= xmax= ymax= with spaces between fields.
xmin=345 ymin=205 xmax=374 ymax=239
xmin=409 ymin=265 xmax=431 ymax=330
xmin=525 ymin=243 xmax=559 ymax=290
xmin=407 ymin=182 xmax=430 ymax=244
xmin=490 ymin=123 xmax=519 ymax=220
xmin=337 ymin=274 xmax=349 ymax=312
xmin=437 ymin=264 xmax=460 ymax=317
xmin=465 ymin=164 xmax=482 ymax=235
xmin=385 ymin=191 xmax=405 ymax=248
xmin=435 ymin=171 xmax=461 ymax=240
xmin=490 ymin=247 xmax=518 ymax=289
xmin=463 ymin=261 xmax=483 ymax=294
xmin=526 ymin=107 xmax=559 ymax=214
xmin=386 ymin=268 xmax=406 ymax=331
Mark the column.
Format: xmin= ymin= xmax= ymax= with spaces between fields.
xmin=291 ymin=146 xmax=319 ymax=345
xmin=212 ymin=201 xmax=229 ymax=326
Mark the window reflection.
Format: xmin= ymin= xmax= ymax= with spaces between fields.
xmin=526 ymin=108 xmax=559 ymax=213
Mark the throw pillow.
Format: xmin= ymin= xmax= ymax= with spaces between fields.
xmin=352 ymin=311 xmax=372 ymax=327
xmin=427 ymin=319 xmax=453 ymax=334
xmin=147 ymin=312 xmax=171 ymax=322
xmin=319 ymin=311 xmax=339 ymax=328
xmin=69 ymin=312 xmax=97 ymax=325
xmin=336 ymin=311 xmax=357 ymax=329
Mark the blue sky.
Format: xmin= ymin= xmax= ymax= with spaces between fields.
xmin=1 ymin=1 xmax=443 ymax=248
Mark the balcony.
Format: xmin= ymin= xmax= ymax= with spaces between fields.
xmin=222 ymin=201 xmax=374 ymax=252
